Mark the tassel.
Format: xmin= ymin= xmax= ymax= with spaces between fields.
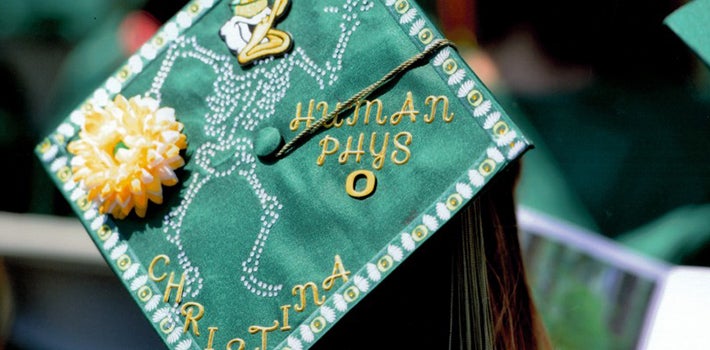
xmin=449 ymin=200 xmax=494 ymax=350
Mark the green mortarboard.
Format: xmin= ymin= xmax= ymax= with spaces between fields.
xmin=665 ymin=0 xmax=710 ymax=67
xmin=35 ymin=0 xmax=531 ymax=349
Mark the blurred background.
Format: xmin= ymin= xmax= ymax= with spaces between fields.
xmin=0 ymin=0 xmax=709 ymax=349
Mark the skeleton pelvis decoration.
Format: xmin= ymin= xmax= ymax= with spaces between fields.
xmin=219 ymin=0 xmax=293 ymax=65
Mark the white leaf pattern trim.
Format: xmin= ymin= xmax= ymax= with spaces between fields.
xmin=387 ymin=245 xmax=404 ymax=262
xmin=300 ymin=324 xmax=314 ymax=343
xmin=50 ymin=156 xmax=67 ymax=172
xmin=110 ymin=244 xmax=128 ymax=260
xmin=400 ymin=8 xmax=417 ymax=24
xmin=473 ymin=100 xmax=492 ymax=117
xmin=70 ymin=155 xmax=84 ymax=168
xmin=487 ymin=147 xmax=505 ymax=163
xmin=141 ymin=44 xmax=157 ymax=60
xmin=70 ymin=187 xmax=84 ymax=201
xmin=167 ymin=328 xmax=182 ymax=344
xmin=456 ymin=183 xmax=473 ymax=199
xmin=90 ymin=215 xmax=105 ymax=231
xmin=401 ymin=232 xmax=415 ymax=251
xmin=41 ymin=145 xmax=58 ymax=161
xmin=333 ymin=293 xmax=348 ymax=312
xmin=385 ymin=0 xmax=396 ymax=5
xmin=436 ymin=202 xmax=451 ymax=220
xmin=163 ymin=23 xmax=179 ymax=41
xmin=58 ymin=124 xmax=75 ymax=137
xmin=70 ymin=110 xmax=85 ymax=125
xmin=508 ymin=141 xmax=526 ymax=159
xmin=128 ymin=56 xmax=143 ymax=74
xmin=122 ymin=264 xmax=140 ymax=280
xmin=457 ymin=80 xmax=475 ymax=98
xmin=176 ymin=339 xmax=192 ymax=350
xmin=354 ymin=275 xmax=370 ymax=292
xmin=83 ymin=209 xmax=97 ymax=220
xmin=447 ymin=69 xmax=465 ymax=85
xmin=409 ymin=19 xmax=426 ymax=36
xmin=130 ymin=275 xmax=148 ymax=290
xmin=433 ymin=48 xmax=450 ymax=66
xmin=423 ymin=215 xmax=439 ymax=230
xmin=106 ymin=77 xmax=121 ymax=93
xmin=92 ymin=89 xmax=110 ymax=108
xmin=366 ymin=263 xmax=382 ymax=281
xmin=177 ymin=12 xmax=193 ymax=28
xmin=288 ymin=336 xmax=304 ymax=350
xmin=152 ymin=307 xmax=171 ymax=323
xmin=400 ymin=232 xmax=416 ymax=252
xmin=321 ymin=306 xmax=336 ymax=322
xmin=145 ymin=295 xmax=161 ymax=311
xmin=103 ymin=232 xmax=119 ymax=250
xmin=496 ymin=130 xmax=517 ymax=146
xmin=469 ymin=169 xmax=485 ymax=187
xmin=483 ymin=111 xmax=501 ymax=129
xmin=63 ymin=179 xmax=76 ymax=191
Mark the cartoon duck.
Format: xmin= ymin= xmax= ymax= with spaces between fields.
xmin=219 ymin=0 xmax=292 ymax=65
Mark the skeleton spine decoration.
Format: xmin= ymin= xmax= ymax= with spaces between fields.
xmin=219 ymin=0 xmax=293 ymax=65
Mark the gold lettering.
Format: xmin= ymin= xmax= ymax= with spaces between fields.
xmin=226 ymin=338 xmax=246 ymax=350
xmin=163 ymin=271 xmax=186 ymax=304
xmin=280 ymin=305 xmax=292 ymax=331
xmin=345 ymin=170 xmax=377 ymax=199
xmin=292 ymin=282 xmax=325 ymax=312
xmin=249 ymin=321 xmax=279 ymax=350
xmin=390 ymin=91 xmax=419 ymax=125
xmin=205 ymin=327 xmax=219 ymax=350
xmin=349 ymin=99 xmax=384 ymax=126
xmin=149 ymin=254 xmax=170 ymax=282
xmin=289 ymin=100 xmax=316 ymax=131
xmin=392 ymin=132 xmax=412 ymax=165
xmin=180 ymin=302 xmax=205 ymax=336
xmin=321 ymin=102 xmax=344 ymax=128
xmin=338 ymin=133 xmax=365 ymax=164
xmin=317 ymin=136 xmax=340 ymax=166
xmin=424 ymin=95 xmax=454 ymax=123
xmin=369 ymin=132 xmax=389 ymax=170
xmin=322 ymin=255 xmax=351 ymax=291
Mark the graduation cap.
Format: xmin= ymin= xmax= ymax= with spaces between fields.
xmin=665 ymin=0 xmax=710 ymax=67
xmin=35 ymin=0 xmax=539 ymax=349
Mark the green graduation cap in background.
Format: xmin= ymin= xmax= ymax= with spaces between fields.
xmin=35 ymin=0 xmax=531 ymax=349
xmin=665 ymin=0 xmax=710 ymax=67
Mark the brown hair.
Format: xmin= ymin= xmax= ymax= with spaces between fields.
xmin=482 ymin=160 xmax=551 ymax=349
xmin=446 ymin=159 xmax=550 ymax=350
xmin=315 ymin=160 xmax=550 ymax=349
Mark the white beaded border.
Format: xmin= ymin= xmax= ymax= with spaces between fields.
xmin=34 ymin=142 xmax=200 ymax=349
xmin=273 ymin=1 xmax=531 ymax=348
xmin=36 ymin=0 xmax=531 ymax=349
xmin=35 ymin=1 xmax=220 ymax=349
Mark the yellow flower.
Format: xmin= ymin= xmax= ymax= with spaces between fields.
xmin=68 ymin=94 xmax=187 ymax=219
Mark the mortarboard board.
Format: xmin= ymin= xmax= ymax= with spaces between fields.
xmin=665 ymin=0 xmax=710 ymax=68
xmin=35 ymin=0 xmax=533 ymax=349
